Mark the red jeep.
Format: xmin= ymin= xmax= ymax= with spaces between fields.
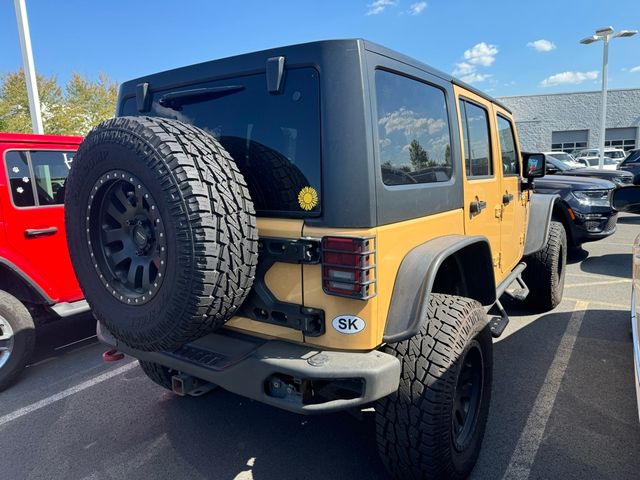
xmin=0 ymin=132 xmax=87 ymax=390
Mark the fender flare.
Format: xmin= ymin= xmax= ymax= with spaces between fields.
xmin=0 ymin=256 xmax=54 ymax=305
xmin=382 ymin=235 xmax=495 ymax=344
xmin=523 ymin=193 xmax=560 ymax=256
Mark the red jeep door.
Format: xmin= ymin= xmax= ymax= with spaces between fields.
xmin=1 ymin=146 xmax=82 ymax=302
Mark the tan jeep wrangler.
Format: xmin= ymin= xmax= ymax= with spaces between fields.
xmin=65 ymin=39 xmax=566 ymax=479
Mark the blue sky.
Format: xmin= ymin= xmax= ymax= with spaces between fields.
xmin=1 ymin=0 xmax=639 ymax=97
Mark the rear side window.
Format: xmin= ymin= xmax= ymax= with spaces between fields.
xmin=4 ymin=150 xmax=74 ymax=207
xmin=374 ymin=70 xmax=452 ymax=186
xmin=459 ymin=99 xmax=493 ymax=177
xmin=496 ymin=115 xmax=519 ymax=176
xmin=122 ymin=68 xmax=321 ymax=216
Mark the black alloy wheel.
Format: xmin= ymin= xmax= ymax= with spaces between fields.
xmin=88 ymin=170 xmax=167 ymax=305
xmin=452 ymin=340 xmax=484 ymax=452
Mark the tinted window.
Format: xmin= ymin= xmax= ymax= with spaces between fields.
xmin=123 ymin=68 xmax=321 ymax=216
xmin=374 ymin=70 xmax=452 ymax=186
xmin=459 ymin=100 xmax=492 ymax=177
xmin=30 ymin=151 xmax=74 ymax=205
xmin=496 ymin=115 xmax=519 ymax=176
xmin=622 ymin=151 xmax=640 ymax=164
xmin=4 ymin=150 xmax=73 ymax=207
xmin=5 ymin=151 xmax=35 ymax=207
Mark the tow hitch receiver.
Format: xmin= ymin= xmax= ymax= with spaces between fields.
xmin=171 ymin=373 xmax=217 ymax=397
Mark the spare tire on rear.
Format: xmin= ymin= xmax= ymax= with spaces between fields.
xmin=65 ymin=116 xmax=258 ymax=351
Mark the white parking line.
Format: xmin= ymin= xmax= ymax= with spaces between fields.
xmin=564 ymin=279 xmax=631 ymax=288
xmin=0 ymin=361 xmax=137 ymax=428
xmin=563 ymin=297 xmax=628 ymax=310
xmin=502 ymin=300 xmax=589 ymax=480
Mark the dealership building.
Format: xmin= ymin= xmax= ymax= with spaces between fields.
xmin=497 ymin=88 xmax=640 ymax=154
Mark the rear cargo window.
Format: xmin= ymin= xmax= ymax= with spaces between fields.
xmin=122 ymin=68 xmax=321 ymax=216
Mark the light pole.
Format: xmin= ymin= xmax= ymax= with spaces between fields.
xmin=580 ymin=26 xmax=637 ymax=169
xmin=13 ymin=0 xmax=43 ymax=134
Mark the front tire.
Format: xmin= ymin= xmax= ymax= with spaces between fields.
xmin=375 ymin=293 xmax=493 ymax=480
xmin=523 ymin=220 xmax=567 ymax=311
xmin=0 ymin=290 xmax=36 ymax=391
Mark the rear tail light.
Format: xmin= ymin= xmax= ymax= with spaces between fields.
xmin=321 ymin=236 xmax=376 ymax=300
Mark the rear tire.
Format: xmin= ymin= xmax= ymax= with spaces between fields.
xmin=0 ymin=290 xmax=36 ymax=391
xmin=375 ymin=293 xmax=493 ymax=480
xmin=139 ymin=360 xmax=174 ymax=391
xmin=65 ymin=116 xmax=258 ymax=351
xmin=523 ymin=220 xmax=567 ymax=312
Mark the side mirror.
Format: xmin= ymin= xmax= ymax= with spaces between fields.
xmin=612 ymin=186 xmax=640 ymax=214
xmin=523 ymin=152 xmax=546 ymax=179
xmin=546 ymin=165 xmax=559 ymax=174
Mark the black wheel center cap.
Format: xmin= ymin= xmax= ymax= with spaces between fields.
xmin=133 ymin=225 xmax=150 ymax=247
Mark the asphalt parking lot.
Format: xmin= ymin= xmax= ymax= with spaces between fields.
xmin=1 ymin=214 xmax=638 ymax=480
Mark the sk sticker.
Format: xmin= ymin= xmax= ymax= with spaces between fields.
xmin=298 ymin=186 xmax=318 ymax=211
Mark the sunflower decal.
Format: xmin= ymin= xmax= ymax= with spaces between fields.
xmin=298 ymin=186 xmax=319 ymax=211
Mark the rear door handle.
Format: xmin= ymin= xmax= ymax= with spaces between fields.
xmin=502 ymin=193 xmax=514 ymax=204
xmin=470 ymin=200 xmax=487 ymax=216
xmin=24 ymin=227 xmax=58 ymax=238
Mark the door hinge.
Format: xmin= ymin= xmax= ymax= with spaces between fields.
xmin=493 ymin=253 xmax=501 ymax=268
xmin=519 ymin=233 xmax=525 ymax=245
xmin=495 ymin=205 xmax=503 ymax=219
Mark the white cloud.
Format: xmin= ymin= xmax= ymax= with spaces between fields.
xmin=453 ymin=62 xmax=474 ymax=76
xmin=460 ymin=73 xmax=492 ymax=84
xmin=540 ymin=71 xmax=599 ymax=87
xmin=453 ymin=42 xmax=497 ymax=83
xmin=527 ymin=39 xmax=557 ymax=52
xmin=463 ymin=42 xmax=499 ymax=67
xmin=408 ymin=2 xmax=427 ymax=15
xmin=366 ymin=0 xmax=396 ymax=15
xmin=630 ymin=65 xmax=640 ymax=73
xmin=378 ymin=107 xmax=445 ymax=136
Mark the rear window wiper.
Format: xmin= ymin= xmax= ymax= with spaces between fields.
xmin=158 ymin=85 xmax=244 ymax=110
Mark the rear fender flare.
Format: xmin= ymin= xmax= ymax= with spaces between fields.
xmin=382 ymin=235 xmax=495 ymax=344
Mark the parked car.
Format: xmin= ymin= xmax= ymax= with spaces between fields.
xmin=544 ymin=151 xmax=584 ymax=169
xmin=610 ymin=185 xmax=640 ymax=421
xmin=576 ymin=148 xmax=626 ymax=169
xmin=544 ymin=154 xmax=634 ymax=187
xmin=533 ymin=174 xmax=617 ymax=248
xmin=617 ymin=149 xmax=640 ymax=184
xmin=64 ymin=39 xmax=566 ymax=480
xmin=0 ymin=132 xmax=88 ymax=390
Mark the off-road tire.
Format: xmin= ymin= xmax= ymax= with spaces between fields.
xmin=139 ymin=360 xmax=174 ymax=390
xmin=375 ymin=293 xmax=493 ymax=480
xmin=65 ymin=116 xmax=258 ymax=351
xmin=523 ymin=220 xmax=567 ymax=312
xmin=220 ymin=136 xmax=309 ymax=212
xmin=0 ymin=290 xmax=36 ymax=391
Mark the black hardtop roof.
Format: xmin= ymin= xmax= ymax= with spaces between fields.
xmin=119 ymin=38 xmax=510 ymax=113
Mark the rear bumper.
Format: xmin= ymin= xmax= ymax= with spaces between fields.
xmin=97 ymin=323 xmax=401 ymax=414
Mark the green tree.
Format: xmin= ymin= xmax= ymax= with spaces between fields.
xmin=0 ymin=69 xmax=118 ymax=136
xmin=0 ymin=70 xmax=63 ymax=133
xmin=408 ymin=138 xmax=430 ymax=169
xmin=60 ymin=73 xmax=118 ymax=135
